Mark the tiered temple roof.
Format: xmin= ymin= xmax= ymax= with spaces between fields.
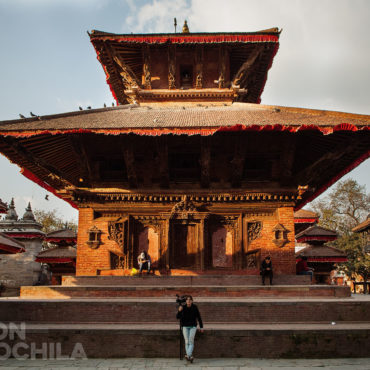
xmin=35 ymin=245 xmax=76 ymax=265
xmin=0 ymin=233 xmax=25 ymax=254
xmin=295 ymin=225 xmax=338 ymax=244
xmin=89 ymin=29 xmax=281 ymax=105
xmin=0 ymin=27 xmax=368 ymax=213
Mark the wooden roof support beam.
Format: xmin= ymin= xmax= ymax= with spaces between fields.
xmin=104 ymin=42 xmax=140 ymax=89
xmin=232 ymin=45 xmax=264 ymax=87
xmin=67 ymin=136 xmax=93 ymax=186
xmin=168 ymin=44 xmax=176 ymax=89
xmin=230 ymin=136 xmax=246 ymax=188
xmin=2 ymin=136 xmax=72 ymax=188
xmin=195 ymin=45 xmax=204 ymax=89
xmin=121 ymin=137 xmax=138 ymax=188
xmin=279 ymin=135 xmax=296 ymax=185
xmin=142 ymin=44 xmax=151 ymax=89
xmin=200 ymin=137 xmax=211 ymax=188
xmin=295 ymin=138 xmax=358 ymax=186
xmin=218 ymin=45 xmax=226 ymax=88
xmin=156 ymin=136 xmax=169 ymax=188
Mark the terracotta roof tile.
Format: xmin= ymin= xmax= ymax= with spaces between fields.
xmin=46 ymin=229 xmax=77 ymax=239
xmin=295 ymin=245 xmax=346 ymax=258
xmin=294 ymin=209 xmax=319 ymax=219
xmin=0 ymin=232 xmax=25 ymax=253
xmin=36 ymin=246 xmax=76 ymax=259
xmin=0 ymin=103 xmax=369 ymax=133
xmin=296 ymin=225 xmax=338 ymax=239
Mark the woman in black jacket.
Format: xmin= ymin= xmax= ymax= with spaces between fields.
xmin=176 ymin=295 xmax=203 ymax=362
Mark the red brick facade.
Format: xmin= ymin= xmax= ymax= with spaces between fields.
xmin=76 ymin=202 xmax=296 ymax=276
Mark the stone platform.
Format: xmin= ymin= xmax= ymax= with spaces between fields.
xmin=1 ymin=275 xmax=365 ymax=359
xmin=1 ymin=296 xmax=369 ymax=358
xmin=19 ymin=275 xmax=350 ymax=299
xmin=20 ymin=284 xmax=350 ymax=299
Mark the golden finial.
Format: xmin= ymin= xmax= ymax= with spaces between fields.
xmin=182 ymin=20 xmax=189 ymax=33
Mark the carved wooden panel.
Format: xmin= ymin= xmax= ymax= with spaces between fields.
xmin=142 ymin=45 xmax=151 ymax=89
xmin=168 ymin=45 xmax=176 ymax=89
xmin=247 ymin=221 xmax=262 ymax=241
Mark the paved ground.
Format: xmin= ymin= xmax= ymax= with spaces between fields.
xmin=1 ymin=358 xmax=370 ymax=369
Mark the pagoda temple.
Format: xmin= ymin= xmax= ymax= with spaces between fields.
xmin=35 ymin=227 xmax=77 ymax=284
xmin=0 ymin=200 xmax=44 ymax=295
xmin=0 ymin=25 xmax=369 ymax=278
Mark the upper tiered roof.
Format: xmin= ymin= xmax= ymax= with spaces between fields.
xmin=89 ymin=28 xmax=280 ymax=105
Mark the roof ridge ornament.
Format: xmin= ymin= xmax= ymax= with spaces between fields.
xmin=5 ymin=198 xmax=18 ymax=221
xmin=182 ymin=20 xmax=189 ymax=33
xmin=22 ymin=202 xmax=36 ymax=222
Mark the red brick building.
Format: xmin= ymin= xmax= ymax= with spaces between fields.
xmin=0 ymin=26 xmax=369 ymax=278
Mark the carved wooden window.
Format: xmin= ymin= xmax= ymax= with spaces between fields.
xmin=180 ymin=65 xmax=193 ymax=89
xmin=87 ymin=226 xmax=102 ymax=249
xmin=272 ymin=224 xmax=289 ymax=248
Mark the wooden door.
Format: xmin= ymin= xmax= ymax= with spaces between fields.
xmin=172 ymin=224 xmax=196 ymax=268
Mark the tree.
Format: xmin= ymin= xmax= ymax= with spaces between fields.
xmin=311 ymin=179 xmax=370 ymax=235
xmin=34 ymin=209 xmax=77 ymax=234
xmin=310 ymin=178 xmax=370 ymax=282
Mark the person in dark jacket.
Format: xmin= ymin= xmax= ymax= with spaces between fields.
xmin=260 ymin=256 xmax=273 ymax=285
xmin=176 ymin=295 xmax=203 ymax=362
xmin=296 ymin=255 xmax=314 ymax=282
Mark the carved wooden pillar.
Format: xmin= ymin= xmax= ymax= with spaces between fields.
xmin=127 ymin=215 xmax=135 ymax=269
xmin=142 ymin=45 xmax=151 ymax=89
xmin=162 ymin=217 xmax=170 ymax=270
xmin=200 ymin=137 xmax=211 ymax=188
xmin=156 ymin=136 xmax=169 ymax=188
xmin=231 ymin=137 xmax=246 ymax=188
xmin=218 ymin=45 xmax=226 ymax=88
xmin=279 ymin=135 xmax=296 ymax=185
xmin=168 ymin=44 xmax=176 ymax=89
xmin=195 ymin=45 xmax=203 ymax=89
xmin=121 ymin=137 xmax=138 ymax=188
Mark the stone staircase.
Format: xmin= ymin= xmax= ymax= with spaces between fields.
xmin=1 ymin=275 xmax=369 ymax=358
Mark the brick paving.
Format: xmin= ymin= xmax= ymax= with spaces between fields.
xmin=1 ymin=357 xmax=370 ymax=369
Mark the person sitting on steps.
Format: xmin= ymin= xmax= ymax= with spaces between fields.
xmin=137 ymin=250 xmax=151 ymax=274
xmin=260 ymin=256 xmax=273 ymax=285
xmin=296 ymin=255 xmax=314 ymax=282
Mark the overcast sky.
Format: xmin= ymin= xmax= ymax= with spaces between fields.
xmin=0 ymin=0 xmax=369 ymax=222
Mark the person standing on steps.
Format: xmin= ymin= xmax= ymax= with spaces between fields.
xmin=260 ymin=256 xmax=273 ymax=285
xmin=176 ymin=295 xmax=204 ymax=363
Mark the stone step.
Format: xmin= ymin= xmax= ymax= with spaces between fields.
xmin=19 ymin=284 xmax=351 ymax=299
xmin=1 ymin=322 xmax=369 ymax=358
xmin=62 ymin=274 xmax=311 ymax=286
xmin=2 ymin=297 xmax=367 ymax=323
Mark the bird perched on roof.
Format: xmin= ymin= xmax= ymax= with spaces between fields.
xmin=79 ymin=106 xmax=83 ymax=111
xmin=104 ymin=103 xmax=107 ymax=108
xmin=112 ymin=102 xmax=115 ymax=107
xmin=30 ymin=112 xmax=37 ymax=117
xmin=19 ymin=114 xmax=26 ymax=119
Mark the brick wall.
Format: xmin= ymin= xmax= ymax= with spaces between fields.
xmin=76 ymin=203 xmax=296 ymax=276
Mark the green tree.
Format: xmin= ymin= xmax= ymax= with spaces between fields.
xmin=34 ymin=209 xmax=77 ymax=234
xmin=310 ymin=178 xmax=370 ymax=282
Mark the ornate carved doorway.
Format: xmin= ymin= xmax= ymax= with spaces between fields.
xmin=171 ymin=223 xmax=197 ymax=268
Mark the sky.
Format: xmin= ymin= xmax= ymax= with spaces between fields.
xmin=0 ymin=0 xmax=369 ymax=223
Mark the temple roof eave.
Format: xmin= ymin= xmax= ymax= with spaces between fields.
xmin=0 ymin=103 xmax=369 ymax=134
